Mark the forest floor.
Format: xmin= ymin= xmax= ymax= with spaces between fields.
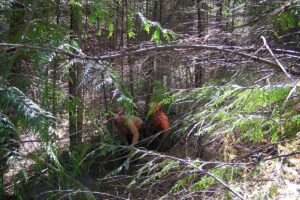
xmin=3 ymin=93 xmax=300 ymax=199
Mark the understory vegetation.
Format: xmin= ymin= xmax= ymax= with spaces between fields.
xmin=1 ymin=0 xmax=300 ymax=199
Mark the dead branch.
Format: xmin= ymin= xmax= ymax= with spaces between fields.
xmin=261 ymin=36 xmax=291 ymax=78
xmin=133 ymin=147 xmax=245 ymax=200
xmin=263 ymin=151 xmax=300 ymax=161
xmin=0 ymin=43 xmax=293 ymax=75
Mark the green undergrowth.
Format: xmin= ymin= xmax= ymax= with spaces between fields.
xmin=11 ymin=141 xmax=120 ymax=200
xmin=8 ymin=84 xmax=300 ymax=199
xmin=165 ymin=84 xmax=299 ymax=142
xmin=124 ymin=84 xmax=300 ymax=198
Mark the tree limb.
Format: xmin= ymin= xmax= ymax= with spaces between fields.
xmin=0 ymin=42 xmax=290 ymax=74
xmin=133 ymin=147 xmax=245 ymax=200
xmin=261 ymin=36 xmax=291 ymax=78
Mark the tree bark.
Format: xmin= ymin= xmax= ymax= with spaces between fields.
xmin=216 ymin=0 xmax=223 ymax=30
xmin=114 ymin=0 xmax=119 ymax=50
xmin=196 ymin=0 xmax=207 ymax=87
xmin=52 ymin=58 xmax=58 ymax=116
xmin=128 ymin=56 xmax=135 ymax=99
xmin=7 ymin=1 xmax=32 ymax=94
xmin=197 ymin=0 xmax=208 ymax=38
xmin=52 ymin=0 xmax=61 ymax=117
xmin=69 ymin=0 xmax=83 ymax=147
xmin=195 ymin=59 xmax=204 ymax=87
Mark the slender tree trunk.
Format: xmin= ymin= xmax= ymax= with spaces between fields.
xmin=195 ymin=0 xmax=207 ymax=87
xmin=96 ymin=17 xmax=102 ymax=52
xmin=153 ymin=0 xmax=158 ymax=21
xmin=216 ymin=0 xmax=223 ymax=29
xmin=69 ymin=0 xmax=82 ymax=147
xmin=76 ymin=64 xmax=83 ymax=138
xmin=146 ymin=0 xmax=149 ymax=17
xmin=114 ymin=0 xmax=119 ymax=50
xmin=144 ymin=0 xmax=159 ymax=109
xmin=231 ymin=0 xmax=235 ymax=31
xmin=185 ymin=66 xmax=188 ymax=88
xmin=44 ymin=64 xmax=49 ymax=108
xmin=95 ymin=16 xmax=109 ymax=113
xmin=195 ymin=59 xmax=204 ymax=87
xmin=120 ymin=0 xmax=125 ymax=81
xmin=128 ymin=56 xmax=135 ymax=98
xmin=197 ymin=0 xmax=208 ymax=37
xmin=143 ymin=57 xmax=154 ymax=111
xmin=7 ymin=1 xmax=33 ymax=94
xmin=159 ymin=0 xmax=163 ymax=23
xmin=101 ymin=74 xmax=109 ymax=112
xmin=52 ymin=0 xmax=61 ymax=117
xmin=69 ymin=67 xmax=77 ymax=146
xmin=124 ymin=0 xmax=135 ymax=99
xmin=52 ymin=58 xmax=58 ymax=116
xmin=125 ymin=0 xmax=129 ymax=47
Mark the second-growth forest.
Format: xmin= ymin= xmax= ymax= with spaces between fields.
xmin=1 ymin=0 xmax=300 ymax=199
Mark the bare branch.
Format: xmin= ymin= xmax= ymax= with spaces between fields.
xmin=0 ymin=43 xmax=290 ymax=74
xmin=263 ymin=151 xmax=300 ymax=161
xmin=133 ymin=148 xmax=245 ymax=200
xmin=261 ymin=36 xmax=291 ymax=78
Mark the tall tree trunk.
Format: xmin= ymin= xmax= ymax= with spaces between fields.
xmin=128 ymin=56 xmax=135 ymax=99
xmin=7 ymin=1 xmax=33 ymax=94
xmin=195 ymin=60 xmax=204 ymax=87
xmin=153 ymin=0 xmax=158 ymax=21
xmin=120 ymin=0 xmax=125 ymax=81
xmin=114 ymin=0 xmax=119 ymax=50
xmin=95 ymin=17 xmax=109 ymax=114
xmin=143 ymin=57 xmax=154 ymax=112
xmin=197 ymin=0 xmax=208 ymax=37
xmin=216 ymin=0 xmax=223 ymax=30
xmin=143 ymin=0 xmax=159 ymax=109
xmin=101 ymin=74 xmax=109 ymax=112
xmin=69 ymin=0 xmax=82 ymax=147
xmin=124 ymin=0 xmax=135 ymax=100
xmin=52 ymin=58 xmax=58 ymax=116
xmin=231 ymin=0 xmax=236 ymax=31
xmin=52 ymin=0 xmax=61 ymax=117
xmin=146 ymin=0 xmax=149 ymax=17
xmin=68 ymin=66 xmax=77 ymax=146
xmin=125 ymin=0 xmax=129 ymax=47
xmin=76 ymin=64 xmax=83 ymax=139
xmin=195 ymin=0 xmax=207 ymax=87
xmin=159 ymin=0 xmax=163 ymax=23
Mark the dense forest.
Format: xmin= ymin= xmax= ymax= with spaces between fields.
xmin=1 ymin=0 xmax=300 ymax=199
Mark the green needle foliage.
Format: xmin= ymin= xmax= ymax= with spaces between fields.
xmin=0 ymin=113 xmax=18 ymax=173
xmin=0 ymin=84 xmax=56 ymax=183
xmin=0 ymin=84 xmax=56 ymax=199
xmin=0 ymin=86 xmax=55 ymax=138
xmin=165 ymin=84 xmax=297 ymax=142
